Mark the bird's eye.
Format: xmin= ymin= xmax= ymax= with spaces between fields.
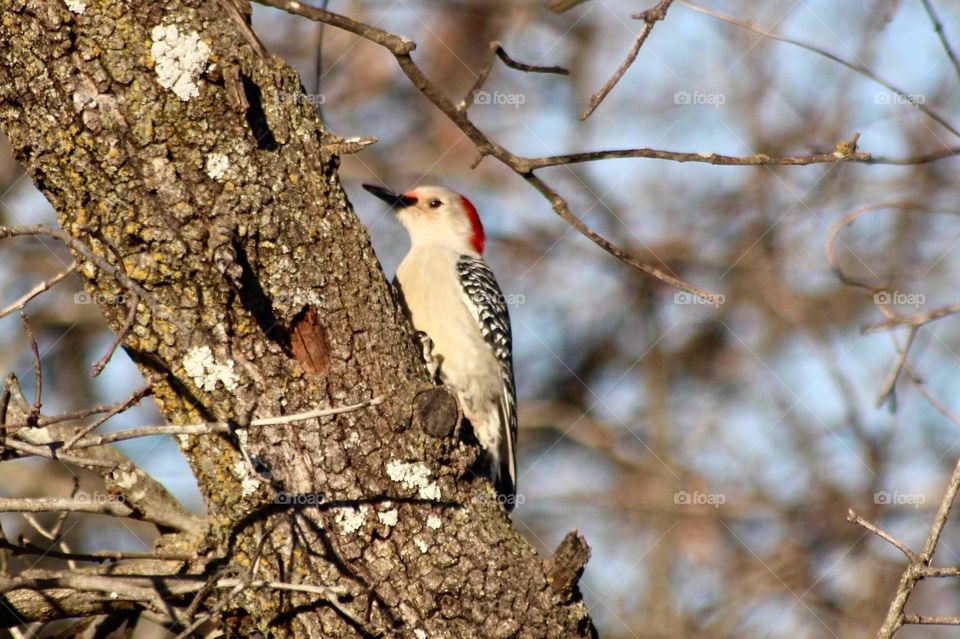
xmin=429 ymin=199 xmax=442 ymax=209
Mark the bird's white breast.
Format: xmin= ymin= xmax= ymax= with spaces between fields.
xmin=396 ymin=248 xmax=503 ymax=445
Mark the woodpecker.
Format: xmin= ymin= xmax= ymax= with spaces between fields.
xmin=363 ymin=183 xmax=518 ymax=510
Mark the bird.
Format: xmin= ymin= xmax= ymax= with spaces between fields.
xmin=363 ymin=183 xmax=518 ymax=510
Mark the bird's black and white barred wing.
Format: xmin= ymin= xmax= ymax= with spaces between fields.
xmin=456 ymin=255 xmax=518 ymax=501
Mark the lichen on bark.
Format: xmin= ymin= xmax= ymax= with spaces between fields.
xmin=0 ymin=0 xmax=595 ymax=636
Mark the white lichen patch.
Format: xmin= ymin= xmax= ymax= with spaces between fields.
xmin=414 ymin=538 xmax=429 ymax=554
xmin=414 ymin=630 xmax=427 ymax=639
xmin=205 ymin=152 xmax=230 ymax=180
xmin=183 ymin=346 xmax=240 ymax=392
xmin=113 ymin=469 xmax=138 ymax=490
xmin=386 ymin=460 xmax=441 ymax=501
xmin=150 ymin=22 xmax=211 ymax=101
xmin=335 ymin=506 xmax=368 ymax=534
xmin=64 ymin=0 xmax=86 ymax=14
xmin=378 ymin=508 xmax=399 ymax=527
xmin=426 ymin=515 xmax=442 ymax=530
xmin=231 ymin=460 xmax=261 ymax=497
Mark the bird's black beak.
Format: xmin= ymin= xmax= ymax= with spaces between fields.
xmin=363 ymin=183 xmax=417 ymax=209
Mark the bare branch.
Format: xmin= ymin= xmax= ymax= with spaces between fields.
xmin=680 ymin=1 xmax=960 ymax=139
xmin=0 ymin=262 xmax=75 ymax=320
xmin=521 ymin=172 xmax=718 ymax=299
xmin=61 ymin=384 xmax=152 ymax=451
xmin=19 ymin=313 xmax=42 ymax=427
xmin=90 ymin=293 xmax=139 ymax=378
xmin=0 ymin=225 xmax=187 ymax=333
xmin=255 ymin=0 xmax=719 ymax=300
xmin=875 ymin=328 xmax=916 ymax=409
xmin=0 ymin=538 xmax=194 ymax=564
xmin=920 ymin=0 xmax=960 ymax=88
xmin=529 ymin=136 xmax=872 ymax=168
xmin=580 ymin=0 xmax=676 ymax=120
xmin=1 ymin=435 xmax=125 ymax=470
xmin=903 ymin=615 xmax=960 ymax=626
xmin=0 ymin=497 xmax=132 ymax=518
xmin=874 ymin=456 xmax=960 ymax=638
xmin=846 ymin=509 xmax=917 ymax=562
xmin=462 ymin=41 xmax=568 ymax=111
xmin=865 ymin=301 xmax=960 ymax=333
xmin=68 ymin=395 xmax=384 ymax=449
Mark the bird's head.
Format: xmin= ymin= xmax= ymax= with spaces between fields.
xmin=363 ymin=183 xmax=485 ymax=255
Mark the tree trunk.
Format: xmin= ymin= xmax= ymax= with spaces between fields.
xmin=0 ymin=0 xmax=595 ymax=636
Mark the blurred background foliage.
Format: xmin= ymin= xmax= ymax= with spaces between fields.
xmin=4 ymin=1 xmax=960 ymax=637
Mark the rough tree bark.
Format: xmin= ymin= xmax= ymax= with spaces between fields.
xmin=0 ymin=0 xmax=595 ymax=636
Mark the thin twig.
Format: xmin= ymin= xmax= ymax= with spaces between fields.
xmin=22 ymin=506 xmax=77 ymax=570
xmin=680 ymin=0 xmax=960 ymax=139
xmin=865 ymin=301 xmax=960 ymax=333
xmin=580 ymin=0 xmax=675 ymax=120
xmin=903 ymin=615 xmax=960 ymax=625
xmin=846 ymin=509 xmax=917 ymax=562
xmin=875 ymin=328 xmax=916 ymax=409
xmin=905 ymin=369 xmax=960 ymax=429
xmin=461 ymin=41 xmax=569 ymax=111
xmin=0 ymin=224 xmax=187 ymax=334
xmin=90 ymin=293 xmax=139 ymax=378
xmin=918 ymin=566 xmax=960 ymax=577
xmin=527 ymin=141 xmax=870 ymax=169
xmin=522 ymin=172 xmax=718 ymax=299
xmin=19 ymin=313 xmax=42 ymax=427
xmin=874 ymin=457 xmax=960 ymax=638
xmin=61 ymin=385 xmax=152 ymax=451
xmin=867 ymin=147 xmax=960 ymax=165
xmin=69 ymin=396 xmax=384 ymax=449
xmin=38 ymin=394 xmax=156 ymax=428
xmin=1 ymin=437 xmax=125 ymax=470
xmin=0 ymin=262 xmax=76 ymax=320
xmin=0 ymin=496 xmax=132 ymax=517
xmin=0 ymin=538 xmax=194 ymax=563
xmin=920 ymin=0 xmax=960 ymax=88
xmin=253 ymin=0 xmax=719 ymax=300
